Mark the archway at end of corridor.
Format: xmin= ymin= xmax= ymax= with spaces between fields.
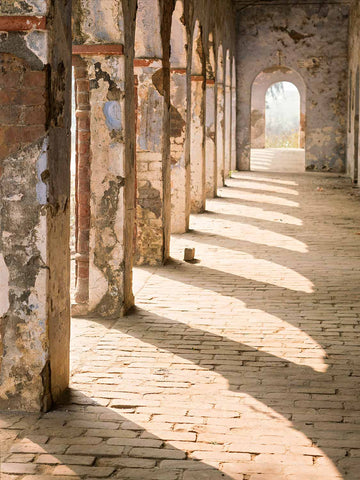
xmin=250 ymin=66 xmax=306 ymax=173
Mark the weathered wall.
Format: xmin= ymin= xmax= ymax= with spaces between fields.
xmin=0 ymin=1 xmax=72 ymax=411
xmin=347 ymin=0 xmax=360 ymax=183
xmin=73 ymin=0 xmax=136 ymax=316
xmin=237 ymin=4 xmax=349 ymax=172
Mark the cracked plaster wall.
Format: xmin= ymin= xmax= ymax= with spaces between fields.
xmin=237 ymin=4 xmax=349 ymax=172
xmin=0 ymin=1 xmax=72 ymax=411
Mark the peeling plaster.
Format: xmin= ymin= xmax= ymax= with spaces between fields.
xmin=0 ymin=32 xmax=44 ymax=70
xmin=0 ymin=0 xmax=47 ymax=15
xmin=25 ymin=31 xmax=48 ymax=66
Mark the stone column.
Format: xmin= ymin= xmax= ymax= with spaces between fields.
xmin=216 ymin=81 xmax=225 ymax=187
xmin=224 ymin=82 xmax=232 ymax=179
xmin=206 ymin=78 xmax=217 ymax=197
xmin=72 ymin=47 xmax=128 ymax=317
xmin=135 ymin=58 xmax=170 ymax=265
xmin=72 ymin=0 xmax=134 ymax=317
xmin=170 ymin=68 xmax=189 ymax=233
xmin=0 ymin=4 xmax=72 ymax=411
xmin=231 ymin=84 xmax=237 ymax=172
xmin=190 ymin=75 xmax=206 ymax=213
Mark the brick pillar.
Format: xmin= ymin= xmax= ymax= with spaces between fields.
xmin=135 ymin=58 xmax=171 ymax=265
xmin=170 ymin=68 xmax=190 ymax=234
xmin=0 ymin=7 xmax=72 ymax=412
xmin=190 ymin=75 xmax=206 ymax=213
xmin=216 ymin=81 xmax=225 ymax=187
xmin=73 ymin=58 xmax=90 ymax=312
xmin=206 ymin=78 xmax=216 ymax=198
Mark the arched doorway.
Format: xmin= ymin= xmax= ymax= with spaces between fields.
xmin=250 ymin=66 xmax=306 ymax=172
xmin=265 ymin=81 xmax=300 ymax=148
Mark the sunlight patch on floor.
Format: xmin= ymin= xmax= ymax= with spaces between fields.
xmin=219 ymin=189 xmax=300 ymax=208
xmin=226 ymin=178 xmax=300 ymax=196
xmin=135 ymin=269 xmax=325 ymax=372
xmin=251 ymin=148 xmax=305 ymax=173
xmin=208 ymin=200 xmax=303 ymax=226
xmin=191 ymin=218 xmax=308 ymax=253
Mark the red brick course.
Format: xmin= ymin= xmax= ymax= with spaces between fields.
xmin=0 ymin=16 xmax=46 ymax=32
xmin=72 ymin=44 xmax=124 ymax=56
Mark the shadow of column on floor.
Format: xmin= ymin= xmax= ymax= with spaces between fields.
xmin=104 ymin=305 xmax=359 ymax=479
xmin=1 ymin=389 xmax=238 ymax=479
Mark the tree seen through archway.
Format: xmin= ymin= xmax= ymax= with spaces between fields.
xmin=265 ymin=81 xmax=300 ymax=148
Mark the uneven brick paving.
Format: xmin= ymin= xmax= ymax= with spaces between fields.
xmin=2 ymin=171 xmax=360 ymax=479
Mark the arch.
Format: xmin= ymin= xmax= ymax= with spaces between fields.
xmin=216 ymin=43 xmax=224 ymax=83
xmin=207 ymin=32 xmax=216 ymax=81
xmin=170 ymin=0 xmax=187 ymax=69
xmin=251 ymin=66 xmax=306 ymax=150
xmin=191 ymin=20 xmax=203 ymax=75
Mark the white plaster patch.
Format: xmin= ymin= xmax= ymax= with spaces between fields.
xmin=109 ymin=143 xmax=124 ymax=177
xmin=28 ymin=267 xmax=47 ymax=335
xmin=89 ymin=263 xmax=108 ymax=310
xmin=25 ymin=31 xmax=48 ymax=66
xmin=35 ymin=212 xmax=47 ymax=265
xmin=36 ymin=138 xmax=49 ymax=205
xmin=0 ymin=254 xmax=10 ymax=317
xmin=3 ymin=193 xmax=24 ymax=201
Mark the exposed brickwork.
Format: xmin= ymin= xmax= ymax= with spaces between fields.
xmin=0 ymin=53 xmax=46 ymax=164
xmin=72 ymin=57 xmax=91 ymax=306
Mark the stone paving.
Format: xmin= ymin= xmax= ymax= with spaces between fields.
xmin=251 ymin=149 xmax=305 ymax=173
xmin=2 ymin=170 xmax=360 ymax=480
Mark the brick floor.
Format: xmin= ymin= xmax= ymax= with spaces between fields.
xmin=2 ymin=170 xmax=360 ymax=479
